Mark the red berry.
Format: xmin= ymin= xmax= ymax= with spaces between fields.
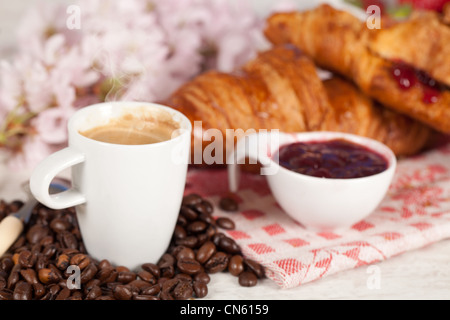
xmin=391 ymin=62 xmax=417 ymax=90
xmin=422 ymin=87 xmax=441 ymax=104
xmin=398 ymin=0 xmax=449 ymax=12
xmin=362 ymin=0 xmax=385 ymax=12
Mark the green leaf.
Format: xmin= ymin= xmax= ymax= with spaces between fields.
xmin=344 ymin=0 xmax=363 ymax=8
xmin=387 ymin=4 xmax=413 ymax=19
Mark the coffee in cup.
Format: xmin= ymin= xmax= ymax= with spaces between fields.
xmin=79 ymin=110 xmax=179 ymax=145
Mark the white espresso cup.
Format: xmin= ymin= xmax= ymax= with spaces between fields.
xmin=30 ymin=101 xmax=191 ymax=270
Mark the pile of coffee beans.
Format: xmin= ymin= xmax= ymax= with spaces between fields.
xmin=0 ymin=194 xmax=264 ymax=300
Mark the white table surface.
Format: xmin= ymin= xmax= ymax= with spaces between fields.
xmin=1 ymin=0 xmax=449 ymax=300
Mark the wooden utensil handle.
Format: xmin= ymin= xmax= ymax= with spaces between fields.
xmin=0 ymin=215 xmax=23 ymax=257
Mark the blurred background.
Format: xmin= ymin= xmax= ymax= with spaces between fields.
xmin=0 ymin=0 xmax=368 ymax=59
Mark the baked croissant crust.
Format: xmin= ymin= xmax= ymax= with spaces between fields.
xmin=322 ymin=77 xmax=431 ymax=157
xmin=265 ymin=4 xmax=450 ymax=134
xmin=166 ymin=45 xmax=430 ymax=161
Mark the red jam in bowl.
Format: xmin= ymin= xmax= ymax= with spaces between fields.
xmin=275 ymin=139 xmax=389 ymax=179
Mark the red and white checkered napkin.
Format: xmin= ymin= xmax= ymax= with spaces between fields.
xmin=184 ymin=143 xmax=450 ymax=289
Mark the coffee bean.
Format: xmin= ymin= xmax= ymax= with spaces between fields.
xmin=204 ymin=252 xmax=229 ymax=274
xmin=38 ymin=267 xmax=60 ymax=285
xmin=193 ymin=281 xmax=208 ymax=298
xmin=0 ymin=289 xmax=13 ymax=300
xmin=228 ymin=255 xmax=244 ymax=276
xmin=137 ymin=271 xmax=155 ymax=283
xmin=38 ymin=236 xmax=52 ymax=248
xmin=115 ymin=265 xmax=130 ymax=273
xmin=128 ymin=279 xmax=152 ymax=291
xmin=18 ymin=250 xmax=36 ymax=268
xmin=20 ymin=269 xmax=38 ymax=285
xmin=134 ymin=294 xmax=159 ymax=300
xmin=187 ymin=221 xmax=207 ymax=234
xmin=141 ymin=284 xmax=160 ymax=296
xmin=97 ymin=266 xmax=118 ymax=284
xmin=173 ymin=225 xmax=187 ymax=240
xmin=177 ymin=258 xmax=202 ymax=275
xmin=10 ymin=200 xmax=24 ymax=212
xmin=59 ymin=231 xmax=78 ymax=249
xmin=85 ymin=285 xmax=102 ymax=300
xmin=0 ymin=277 xmax=6 ymax=290
xmin=200 ymin=200 xmax=214 ymax=214
xmin=196 ymin=241 xmax=216 ymax=264
xmin=216 ymin=217 xmax=235 ymax=230
xmin=219 ymin=236 xmax=241 ymax=254
xmin=161 ymin=278 xmax=179 ymax=300
xmin=84 ymin=279 xmax=101 ymax=294
xmin=98 ymin=259 xmax=112 ymax=270
xmin=95 ymin=295 xmax=115 ymax=300
xmin=47 ymin=284 xmax=62 ymax=300
xmin=173 ymin=280 xmax=193 ymax=300
xmin=26 ymin=225 xmax=49 ymax=244
xmin=160 ymin=290 xmax=174 ymax=300
xmin=193 ymin=272 xmax=210 ymax=284
xmin=244 ymin=259 xmax=265 ymax=278
xmin=70 ymin=253 xmax=90 ymax=270
xmin=161 ymin=265 xmax=175 ymax=278
xmin=41 ymin=244 xmax=57 ymax=260
xmin=192 ymin=202 xmax=211 ymax=215
xmin=33 ymin=283 xmax=46 ymax=299
xmin=50 ymin=218 xmax=71 ymax=233
xmin=177 ymin=215 xmax=187 ymax=227
xmin=0 ymin=257 xmax=13 ymax=273
xmin=212 ymin=232 xmax=226 ymax=247
xmin=141 ymin=263 xmax=160 ymax=279
xmin=7 ymin=264 xmax=21 ymax=289
xmin=80 ymin=263 xmax=98 ymax=284
xmin=117 ymin=271 xmax=136 ymax=284
xmin=113 ymin=285 xmax=133 ymax=300
xmin=55 ymin=254 xmax=70 ymax=270
xmin=182 ymin=194 xmax=203 ymax=207
xmin=174 ymin=273 xmax=192 ymax=283
xmin=157 ymin=253 xmax=175 ymax=269
xmin=55 ymin=287 xmax=71 ymax=300
xmin=180 ymin=206 xmax=198 ymax=221
xmin=175 ymin=235 xmax=198 ymax=248
xmin=238 ymin=271 xmax=258 ymax=287
xmin=198 ymin=212 xmax=215 ymax=225
xmin=175 ymin=247 xmax=196 ymax=261
xmin=10 ymin=236 xmax=25 ymax=252
xmin=36 ymin=207 xmax=51 ymax=221
xmin=35 ymin=254 xmax=47 ymax=270
xmin=196 ymin=232 xmax=209 ymax=247
xmin=11 ymin=253 xmax=19 ymax=265
xmin=13 ymin=281 xmax=32 ymax=300
xmin=219 ymin=197 xmax=239 ymax=211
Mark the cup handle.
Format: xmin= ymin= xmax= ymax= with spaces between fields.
xmin=227 ymin=132 xmax=279 ymax=193
xmin=30 ymin=148 xmax=86 ymax=210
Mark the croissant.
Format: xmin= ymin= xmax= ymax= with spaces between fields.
xmin=321 ymin=77 xmax=431 ymax=156
xmin=264 ymin=4 xmax=450 ymax=134
xmin=165 ymin=45 xmax=430 ymax=164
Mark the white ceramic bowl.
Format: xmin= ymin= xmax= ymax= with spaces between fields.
xmin=228 ymin=131 xmax=397 ymax=231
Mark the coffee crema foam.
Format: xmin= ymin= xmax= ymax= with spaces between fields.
xmin=79 ymin=111 xmax=180 ymax=145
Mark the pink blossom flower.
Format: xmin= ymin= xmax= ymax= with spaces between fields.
xmin=1 ymin=0 xmax=268 ymax=170
xmin=7 ymin=135 xmax=58 ymax=171
xmin=32 ymin=107 xmax=73 ymax=145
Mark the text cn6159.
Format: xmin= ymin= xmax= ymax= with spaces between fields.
xmin=224 ymin=304 xmax=269 ymax=315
